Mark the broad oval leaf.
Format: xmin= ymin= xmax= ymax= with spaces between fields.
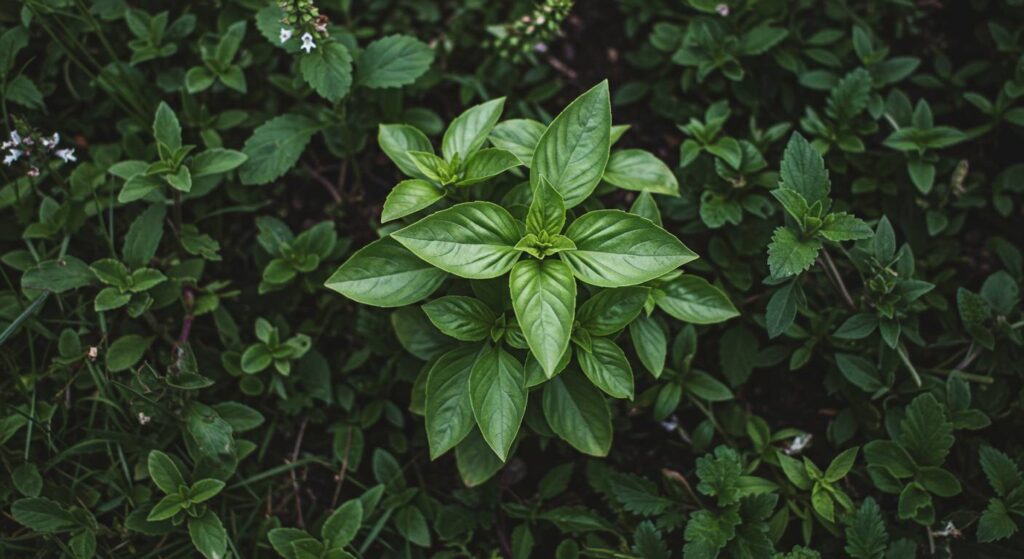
xmin=458 ymin=148 xmax=522 ymax=186
xmin=603 ymin=149 xmax=679 ymax=196
xmin=576 ymin=286 xmax=649 ymax=336
xmin=469 ymin=345 xmax=526 ymax=461
xmin=562 ymin=210 xmax=697 ymax=287
xmin=422 ymin=296 xmax=497 ymax=341
xmin=542 ymin=369 xmax=612 ymax=456
xmin=381 ymin=179 xmax=445 ymax=223
xmin=443 ymin=97 xmax=505 ymax=161
xmin=392 ymin=202 xmax=522 ymax=279
xmin=425 ymin=345 xmax=481 ymax=459
xmin=510 ymin=259 xmax=576 ymax=377
xmin=578 ymin=337 xmax=634 ymax=399
xmin=325 ymin=236 xmax=446 ymax=307
xmin=655 ymin=275 xmax=739 ymax=324
xmin=490 ymin=119 xmax=545 ymax=167
xmin=531 ymin=81 xmax=611 ymax=207
xmin=378 ymin=124 xmax=434 ymax=179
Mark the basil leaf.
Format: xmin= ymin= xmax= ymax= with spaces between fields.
xmin=393 ymin=202 xmax=522 ymax=279
xmin=425 ymin=345 xmax=481 ymax=459
xmin=458 ymin=148 xmax=521 ymax=186
xmin=562 ymin=210 xmax=697 ymax=287
xmin=526 ymin=177 xmax=566 ymax=237
xmin=490 ymin=118 xmax=545 ymax=167
xmin=422 ymin=296 xmax=498 ymax=342
xmin=531 ymin=81 xmax=611 ymax=207
xmin=469 ymin=345 xmax=526 ymax=461
xmin=542 ymin=369 xmax=612 ymax=457
xmin=381 ymin=179 xmax=446 ymax=223
xmin=575 ymin=287 xmax=648 ymax=336
xmin=510 ymin=259 xmax=576 ymax=377
xmin=578 ymin=337 xmax=634 ymax=399
xmin=603 ymin=149 xmax=679 ymax=196
xmin=378 ymin=124 xmax=434 ymax=179
xmin=325 ymin=237 xmax=446 ymax=307
xmin=443 ymin=97 xmax=505 ymax=162
xmin=655 ymin=275 xmax=739 ymax=324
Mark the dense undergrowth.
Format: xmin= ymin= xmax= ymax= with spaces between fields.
xmin=1 ymin=1 xmax=1023 ymax=558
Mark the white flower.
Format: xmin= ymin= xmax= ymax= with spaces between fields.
xmin=715 ymin=3 xmax=730 ymax=16
xmin=300 ymin=32 xmax=316 ymax=53
xmin=56 ymin=148 xmax=76 ymax=163
xmin=27 ymin=166 xmax=39 ymax=177
xmin=88 ymin=347 xmax=98 ymax=360
xmin=3 ymin=149 xmax=21 ymax=166
xmin=138 ymin=412 xmax=152 ymax=425
xmin=42 ymin=132 xmax=59 ymax=149
xmin=783 ymin=433 xmax=812 ymax=455
xmin=279 ymin=27 xmax=293 ymax=44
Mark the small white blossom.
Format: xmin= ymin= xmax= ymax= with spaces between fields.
xmin=42 ymin=132 xmax=59 ymax=149
xmin=3 ymin=149 xmax=21 ymax=166
xmin=783 ymin=433 xmax=812 ymax=456
xmin=660 ymin=417 xmax=679 ymax=432
xmin=56 ymin=148 xmax=76 ymax=163
xmin=27 ymin=166 xmax=39 ymax=177
xmin=138 ymin=412 xmax=152 ymax=425
xmin=279 ymin=27 xmax=293 ymax=44
xmin=716 ymin=3 xmax=730 ymax=16
xmin=314 ymin=21 xmax=328 ymax=34
xmin=8 ymin=130 xmax=21 ymax=146
xmin=300 ymin=32 xmax=316 ymax=53
xmin=88 ymin=347 xmax=99 ymax=360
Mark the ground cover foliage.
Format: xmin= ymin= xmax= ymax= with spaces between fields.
xmin=1 ymin=0 xmax=1023 ymax=557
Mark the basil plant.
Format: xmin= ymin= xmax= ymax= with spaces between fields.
xmin=327 ymin=82 xmax=726 ymax=465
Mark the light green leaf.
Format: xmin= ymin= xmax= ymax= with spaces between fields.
xmin=423 ymin=296 xmax=497 ymax=342
xmin=562 ymin=210 xmax=697 ymax=287
xmin=147 ymin=450 xmax=185 ymax=494
xmin=381 ymin=179 xmax=445 ymax=223
xmin=458 ymin=148 xmax=521 ymax=186
xmin=526 ymin=177 xmax=566 ymax=236
xmin=576 ymin=286 xmax=648 ymax=336
xmin=153 ymin=102 xmax=182 ymax=150
xmin=510 ymin=259 xmax=576 ymax=377
xmin=392 ymin=202 xmax=522 ymax=279
xmin=490 ymin=119 xmax=545 ymax=167
xmin=578 ymin=337 xmax=634 ymax=399
xmin=322 ymin=499 xmax=363 ymax=549
xmin=325 ymin=237 xmax=446 ymax=307
xmin=531 ymin=81 xmax=612 ymax=207
xmin=425 ymin=346 xmax=480 ymax=459
xmin=188 ymin=512 xmax=228 ymax=559
xmin=190 ymin=149 xmax=248 ymax=177
xmin=378 ymin=124 xmax=434 ymax=179
xmin=603 ymin=149 xmax=679 ymax=196
xmin=543 ymin=369 xmax=612 ymax=456
xmin=443 ymin=97 xmax=505 ymax=161
xmin=469 ymin=345 xmax=526 ymax=460
xmin=655 ymin=275 xmax=739 ymax=324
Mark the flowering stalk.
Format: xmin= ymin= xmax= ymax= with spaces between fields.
xmin=277 ymin=0 xmax=329 ymax=53
xmin=491 ymin=0 xmax=574 ymax=62
xmin=2 ymin=117 xmax=77 ymax=177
